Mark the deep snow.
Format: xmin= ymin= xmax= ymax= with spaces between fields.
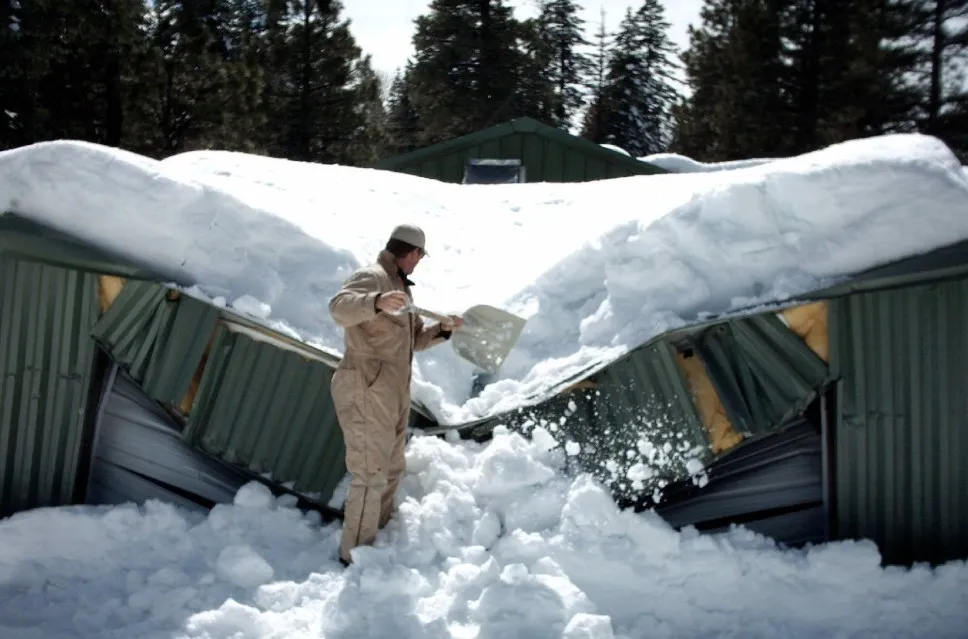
xmin=1 ymin=428 xmax=965 ymax=639
xmin=2 ymin=135 xmax=968 ymax=425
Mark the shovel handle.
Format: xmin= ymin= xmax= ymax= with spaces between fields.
xmin=408 ymin=305 xmax=451 ymax=324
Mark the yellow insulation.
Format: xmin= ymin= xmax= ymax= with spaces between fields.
xmin=97 ymin=275 xmax=127 ymax=314
xmin=780 ymin=300 xmax=829 ymax=363
xmin=677 ymin=352 xmax=745 ymax=454
xmin=176 ymin=342 xmax=211 ymax=417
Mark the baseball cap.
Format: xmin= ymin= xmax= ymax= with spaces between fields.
xmin=389 ymin=224 xmax=428 ymax=255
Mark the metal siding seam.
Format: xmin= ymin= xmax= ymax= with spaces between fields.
xmin=0 ymin=260 xmax=18 ymax=510
xmin=182 ymin=326 xmax=234 ymax=447
xmin=269 ymin=357 xmax=318 ymax=474
xmin=251 ymin=348 xmax=303 ymax=471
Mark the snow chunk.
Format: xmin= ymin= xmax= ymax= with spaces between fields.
xmin=231 ymin=294 xmax=272 ymax=319
xmin=563 ymin=613 xmax=616 ymax=639
xmin=216 ymin=545 xmax=275 ymax=589
xmin=233 ymin=481 xmax=275 ymax=510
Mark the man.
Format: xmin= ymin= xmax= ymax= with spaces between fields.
xmin=328 ymin=224 xmax=462 ymax=566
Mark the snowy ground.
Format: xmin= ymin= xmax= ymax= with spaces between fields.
xmin=1 ymin=428 xmax=966 ymax=639
xmin=2 ymin=134 xmax=968 ymax=426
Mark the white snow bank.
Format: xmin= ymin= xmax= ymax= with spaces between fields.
xmin=639 ymin=151 xmax=777 ymax=173
xmin=1 ymin=428 xmax=966 ymax=638
xmin=2 ymin=135 xmax=968 ymax=425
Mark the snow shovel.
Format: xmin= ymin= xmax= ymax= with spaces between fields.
xmin=405 ymin=303 xmax=526 ymax=375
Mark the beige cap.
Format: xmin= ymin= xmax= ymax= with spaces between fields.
xmin=389 ymin=224 xmax=428 ymax=254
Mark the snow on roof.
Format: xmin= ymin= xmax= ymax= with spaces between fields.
xmin=2 ymin=134 xmax=967 ymax=426
xmin=0 ymin=426 xmax=966 ymax=637
xmin=599 ymin=143 xmax=631 ymax=157
xmin=638 ymin=151 xmax=778 ymax=173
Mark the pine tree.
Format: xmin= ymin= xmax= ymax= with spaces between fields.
xmin=894 ymin=0 xmax=968 ymax=158
xmin=255 ymin=0 xmax=292 ymax=157
xmin=674 ymin=0 xmax=793 ymax=160
xmin=127 ymin=0 xmax=254 ymax=155
xmin=220 ymin=0 xmax=268 ymax=153
xmin=280 ymin=0 xmax=371 ymax=163
xmin=386 ymin=62 xmax=422 ymax=154
xmin=0 ymin=0 xmax=144 ymax=150
xmin=675 ymin=0 xmax=936 ymax=161
xmin=580 ymin=7 xmax=611 ymax=142
xmin=515 ymin=16 xmax=556 ymax=122
xmin=596 ymin=1 xmax=680 ymax=157
xmin=410 ymin=0 xmax=525 ymax=143
xmin=345 ymin=53 xmax=390 ymax=165
xmin=536 ymin=0 xmax=592 ymax=128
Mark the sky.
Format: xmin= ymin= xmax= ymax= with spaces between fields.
xmin=341 ymin=0 xmax=706 ymax=78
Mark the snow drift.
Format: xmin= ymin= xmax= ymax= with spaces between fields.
xmin=1 ymin=427 xmax=966 ymax=639
xmin=2 ymin=134 xmax=968 ymax=425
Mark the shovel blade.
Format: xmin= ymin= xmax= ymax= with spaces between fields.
xmin=451 ymin=304 xmax=526 ymax=375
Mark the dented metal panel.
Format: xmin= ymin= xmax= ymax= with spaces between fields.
xmin=86 ymin=369 xmax=250 ymax=512
xmin=182 ymin=325 xmax=346 ymax=504
xmin=693 ymin=313 xmax=831 ymax=438
xmin=654 ymin=418 xmax=824 ymax=547
xmin=0 ymin=256 xmax=100 ymax=515
xmin=91 ymin=280 xmax=218 ymax=407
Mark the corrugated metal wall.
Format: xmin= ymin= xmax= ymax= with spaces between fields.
xmin=476 ymin=340 xmax=710 ymax=503
xmin=0 ymin=256 xmax=100 ymax=516
xmin=91 ymin=281 xmax=218 ymax=408
xmin=182 ymin=324 xmax=346 ymax=503
xmin=397 ymin=133 xmax=648 ymax=183
xmin=830 ymin=278 xmax=968 ymax=565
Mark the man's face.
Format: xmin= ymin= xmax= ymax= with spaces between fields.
xmin=399 ymin=247 xmax=425 ymax=275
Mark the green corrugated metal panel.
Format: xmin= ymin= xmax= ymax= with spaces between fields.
xmin=472 ymin=340 xmax=709 ymax=503
xmin=182 ymin=325 xmax=346 ymax=502
xmin=0 ymin=213 xmax=182 ymax=283
xmin=0 ymin=256 xmax=100 ymax=516
xmin=830 ymin=278 xmax=968 ymax=565
xmin=91 ymin=281 xmax=219 ymax=407
xmin=373 ymin=117 xmax=667 ymax=183
xmin=692 ymin=314 xmax=831 ymax=438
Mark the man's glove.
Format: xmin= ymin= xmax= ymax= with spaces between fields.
xmin=440 ymin=315 xmax=464 ymax=332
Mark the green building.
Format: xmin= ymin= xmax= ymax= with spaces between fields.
xmin=372 ymin=117 xmax=666 ymax=184
xmin=3 ymin=193 xmax=968 ymax=567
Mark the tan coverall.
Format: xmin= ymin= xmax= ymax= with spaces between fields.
xmin=328 ymin=249 xmax=450 ymax=564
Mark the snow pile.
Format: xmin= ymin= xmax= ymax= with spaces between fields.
xmin=638 ymin=151 xmax=777 ymax=173
xmin=1 ymin=428 xmax=966 ymax=638
xmin=2 ymin=135 xmax=968 ymax=425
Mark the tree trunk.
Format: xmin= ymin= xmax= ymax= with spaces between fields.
xmin=928 ymin=0 xmax=945 ymax=133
